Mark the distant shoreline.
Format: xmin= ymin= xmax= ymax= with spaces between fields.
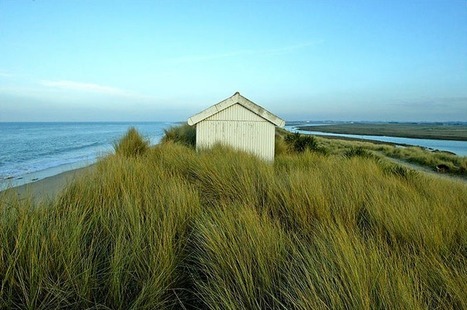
xmin=311 ymin=133 xmax=412 ymax=146
xmin=297 ymin=123 xmax=467 ymax=141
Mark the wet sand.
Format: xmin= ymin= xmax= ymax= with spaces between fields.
xmin=1 ymin=165 xmax=94 ymax=203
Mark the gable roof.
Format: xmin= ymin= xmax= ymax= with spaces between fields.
xmin=187 ymin=92 xmax=285 ymax=127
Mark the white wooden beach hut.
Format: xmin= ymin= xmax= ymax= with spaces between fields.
xmin=187 ymin=92 xmax=285 ymax=161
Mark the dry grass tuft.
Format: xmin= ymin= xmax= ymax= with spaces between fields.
xmin=113 ymin=127 xmax=149 ymax=157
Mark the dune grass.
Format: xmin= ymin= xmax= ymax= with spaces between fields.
xmin=1 ymin=127 xmax=466 ymax=309
xmin=113 ymin=127 xmax=149 ymax=158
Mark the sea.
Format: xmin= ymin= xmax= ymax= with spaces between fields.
xmin=0 ymin=122 xmax=178 ymax=190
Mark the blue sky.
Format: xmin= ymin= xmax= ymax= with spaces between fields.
xmin=1 ymin=1 xmax=466 ymax=122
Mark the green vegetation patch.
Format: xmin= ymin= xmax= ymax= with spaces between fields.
xmin=313 ymin=135 xmax=467 ymax=177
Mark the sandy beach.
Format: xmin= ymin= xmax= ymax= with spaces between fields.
xmin=1 ymin=165 xmax=94 ymax=203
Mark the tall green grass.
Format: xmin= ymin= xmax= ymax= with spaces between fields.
xmin=1 ymin=128 xmax=466 ymax=308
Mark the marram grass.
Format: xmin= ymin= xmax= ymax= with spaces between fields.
xmin=1 ymin=128 xmax=466 ymax=309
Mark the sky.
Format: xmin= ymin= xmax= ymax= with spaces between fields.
xmin=0 ymin=0 xmax=466 ymax=122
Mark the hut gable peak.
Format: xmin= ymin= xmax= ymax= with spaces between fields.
xmin=187 ymin=92 xmax=285 ymax=127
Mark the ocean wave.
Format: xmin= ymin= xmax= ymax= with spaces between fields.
xmin=0 ymin=153 xmax=100 ymax=179
xmin=0 ymin=122 xmax=174 ymax=181
xmin=33 ymin=141 xmax=105 ymax=158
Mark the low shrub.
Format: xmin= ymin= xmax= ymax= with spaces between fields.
xmin=161 ymin=123 xmax=196 ymax=148
xmin=284 ymin=132 xmax=318 ymax=153
xmin=344 ymin=146 xmax=374 ymax=159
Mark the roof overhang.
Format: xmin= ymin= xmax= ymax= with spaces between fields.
xmin=187 ymin=92 xmax=285 ymax=127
